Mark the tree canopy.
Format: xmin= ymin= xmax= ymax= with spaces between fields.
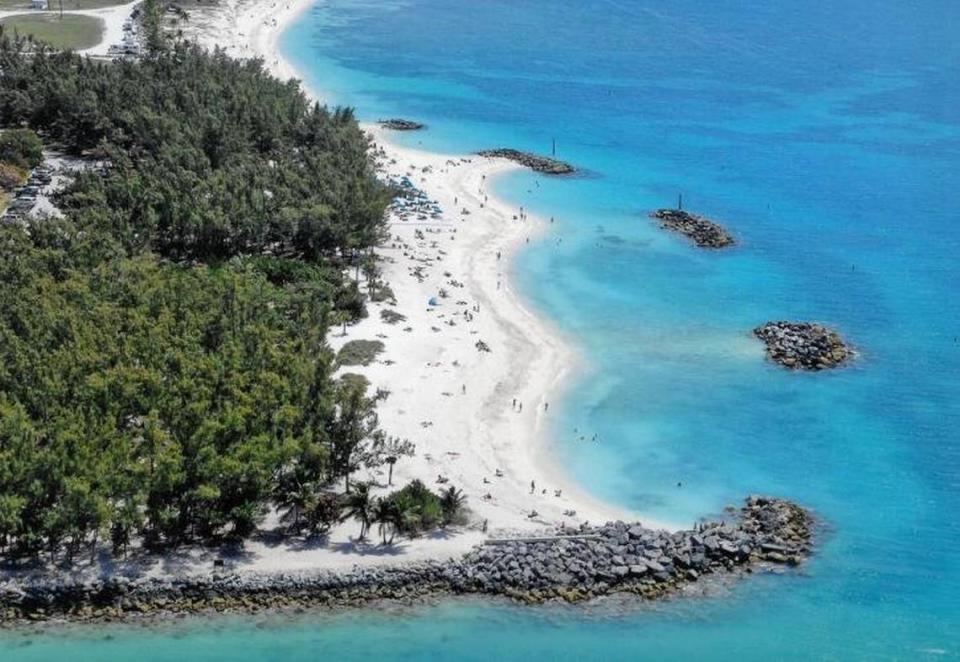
xmin=0 ymin=34 xmax=396 ymax=559
xmin=0 ymin=36 xmax=390 ymax=262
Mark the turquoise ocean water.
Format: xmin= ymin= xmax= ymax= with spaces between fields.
xmin=4 ymin=1 xmax=959 ymax=659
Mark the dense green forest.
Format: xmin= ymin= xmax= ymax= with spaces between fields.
xmin=0 ymin=33 xmax=452 ymax=561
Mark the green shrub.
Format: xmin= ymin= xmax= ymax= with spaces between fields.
xmin=338 ymin=372 xmax=370 ymax=392
xmin=302 ymin=492 xmax=343 ymax=535
xmin=386 ymin=479 xmax=443 ymax=536
xmin=337 ymin=339 xmax=384 ymax=366
xmin=0 ymin=128 xmax=42 ymax=169
xmin=0 ymin=161 xmax=26 ymax=189
xmin=370 ymin=282 xmax=395 ymax=303
xmin=380 ymin=308 xmax=406 ymax=324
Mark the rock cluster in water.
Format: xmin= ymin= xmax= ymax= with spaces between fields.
xmin=378 ymin=119 xmax=425 ymax=131
xmin=650 ymin=209 xmax=734 ymax=248
xmin=0 ymin=497 xmax=812 ymax=623
xmin=753 ymin=321 xmax=851 ymax=370
xmin=477 ymin=149 xmax=575 ymax=175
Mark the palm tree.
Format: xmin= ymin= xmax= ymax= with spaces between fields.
xmin=439 ymin=486 xmax=467 ymax=527
xmin=362 ymin=252 xmax=379 ymax=296
xmin=389 ymin=493 xmax=420 ymax=542
xmin=372 ymin=497 xmax=394 ymax=545
xmin=378 ymin=436 xmax=415 ymax=486
xmin=343 ymin=483 xmax=374 ymax=540
xmin=303 ymin=492 xmax=343 ymax=536
xmin=276 ymin=479 xmax=313 ymax=532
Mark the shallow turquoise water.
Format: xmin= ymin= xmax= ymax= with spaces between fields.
xmin=4 ymin=0 xmax=959 ymax=658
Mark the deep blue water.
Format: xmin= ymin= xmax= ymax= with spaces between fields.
xmin=5 ymin=0 xmax=959 ymax=658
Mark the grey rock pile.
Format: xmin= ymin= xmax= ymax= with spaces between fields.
xmin=378 ymin=119 xmax=425 ymax=131
xmin=0 ymin=497 xmax=812 ymax=623
xmin=477 ymin=149 xmax=575 ymax=175
xmin=753 ymin=321 xmax=851 ymax=370
xmin=650 ymin=209 xmax=734 ymax=248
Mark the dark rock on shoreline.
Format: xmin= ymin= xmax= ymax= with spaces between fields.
xmin=378 ymin=119 xmax=425 ymax=131
xmin=650 ymin=209 xmax=734 ymax=248
xmin=753 ymin=321 xmax=852 ymax=370
xmin=0 ymin=497 xmax=814 ymax=624
xmin=477 ymin=149 xmax=575 ymax=175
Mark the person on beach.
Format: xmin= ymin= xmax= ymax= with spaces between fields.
xmin=530 ymin=480 xmax=536 ymax=494
xmin=545 ymin=402 xmax=549 ymax=412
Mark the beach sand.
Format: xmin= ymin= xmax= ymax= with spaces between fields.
xmin=3 ymin=0 xmax=680 ymax=584
xmin=184 ymin=0 xmax=682 ymax=572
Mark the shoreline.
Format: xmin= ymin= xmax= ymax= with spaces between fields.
xmin=201 ymin=0 xmax=683 ymax=536
xmin=0 ymin=0 xmax=824 ymax=626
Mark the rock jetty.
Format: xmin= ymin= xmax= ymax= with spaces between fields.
xmin=378 ymin=119 xmax=425 ymax=131
xmin=753 ymin=321 xmax=852 ymax=370
xmin=650 ymin=209 xmax=734 ymax=248
xmin=477 ymin=149 xmax=575 ymax=175
xmin=0 ymin=497 xmax=813 ymax=623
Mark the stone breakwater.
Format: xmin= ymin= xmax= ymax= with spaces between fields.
xmin=650 ymin=209 xmax=734 ymax=248
xmin=0 ymin=497 xmax=812 ymax=624
xmin=378 ymin=119 xmax=426 ymax=130
xmin=477 ymin=149 xmax=575 ymax=175
xmin=754 ymin=321 xmax=852 ymax=370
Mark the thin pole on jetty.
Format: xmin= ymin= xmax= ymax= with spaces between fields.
xmin=552 ymin=138 xmax=556 ymax=156
xmin=678 ymin=193 xmax=683 ymax=211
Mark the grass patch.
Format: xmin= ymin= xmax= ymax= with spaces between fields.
xmin=380 ymin=308 xmax=406 ymax=325
xmin=337 ymin=339 xmax=384 ymax=367
xmin=0 ymin=13 xmax=104 ymax=50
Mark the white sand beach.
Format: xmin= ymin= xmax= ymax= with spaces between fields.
xmin=182 ymin=0 xmax=682 ymax=571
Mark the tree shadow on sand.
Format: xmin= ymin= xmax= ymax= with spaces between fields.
xmin=329 ymin=538 xmax=408 ymax=557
